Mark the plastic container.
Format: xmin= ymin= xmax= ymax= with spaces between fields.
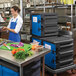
xmin=32 ymin=36 xmax=74 ymax=69
xmin=43 ymin=36 xmax=74 ymax=69
xmin=0 ymin=65 xmax=2 ymax=76
xmin=2 ymin=66 xmax=19 ymax=76
xmin=31 ymin=13 xmax=58 ymax=37
xmin=32 ymin=37 xmax=42 ymax=45
xmin=1 ymin=60 xmax=19 ymax=76
xmin=23 ymin=60 xmax=41 ymax=76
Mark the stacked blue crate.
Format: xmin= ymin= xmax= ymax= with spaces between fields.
xmin=32 ymin=15 xmax=41 ymax=36
xmin=0 ymin=60 xmax=19 ymax=76
xmin=32 ymin=37 xmax=57 ymax=69
xmin=43 ymin=41 xmax=56 ymax=69
xmin=31 ymin=13 xmax=58 ymax=37
xmin=32 ymin=37 xmax=42 ymax=45
xmin=31 ymin=13 xmax=58 ymax=70
xmin=2 ymin=66 xmax=19 ymax=76
xmin=43 ymin=36 xmax=74 ymax=69
xmin=31 ymin=13 xmax=74 ymax=70
xmin=31 ymin=36 xmax=74 ymax=69
xmin=0 ymin=65 xmax=2 ymax=76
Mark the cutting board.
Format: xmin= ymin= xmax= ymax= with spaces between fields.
xmin=0 ymin=43 xmax=32 ymax=52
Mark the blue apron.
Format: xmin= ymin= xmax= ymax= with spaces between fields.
xmin=9 ymin=19 xmax=20 ymax=42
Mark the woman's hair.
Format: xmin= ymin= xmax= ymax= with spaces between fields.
xmin=12 ymin=6 xmax=20 ymax=13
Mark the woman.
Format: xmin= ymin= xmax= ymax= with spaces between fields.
xmin=2 ymin=6 xmax=23 ymax=42
xmin=2 ymin=6 xmax=40 ymax=76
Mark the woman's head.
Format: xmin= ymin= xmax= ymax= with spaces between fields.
xmin=11 ymin=6 xmax=20 ymax=16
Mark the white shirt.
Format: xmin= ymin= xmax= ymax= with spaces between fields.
xmin=7 ymin=15 xmax=23 ymax=33
xmin=0 ymin=14 xmax=5 ymax=22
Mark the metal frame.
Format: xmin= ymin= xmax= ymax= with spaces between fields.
xmin=71 ymin=4 xmax=73 ymax=33
xmin=24 ymin=0 xmax=74 ymax=31
xmin=0 ymin=49 xmax=50 ymax=76
xmin=20 ymin=0 xmax=23 ymax=17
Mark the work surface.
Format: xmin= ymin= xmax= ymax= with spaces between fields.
xmin=0 ymin=48 xmax=50 ymax=67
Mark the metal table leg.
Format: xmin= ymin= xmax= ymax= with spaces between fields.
xmin=42 ymin=56 xmax=45 ymax=76
xmin=20 ymin=66 xmax=23 ymax=76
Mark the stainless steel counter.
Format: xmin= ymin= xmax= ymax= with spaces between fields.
xmin=0 ymin=48 xmax=50 ymax=76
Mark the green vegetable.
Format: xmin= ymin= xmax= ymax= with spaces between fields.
xmin=15 ymin=51 xmax=26 ymax=59
xmin=28 ymin=51 xmax=33 ymax=56
xmin=14 ymin=51 xmax=33 ymax=59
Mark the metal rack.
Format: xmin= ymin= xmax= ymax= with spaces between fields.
xmin=22 ymin=0 xmax=76 ymax=42
xmin=24 ymin=1 xmax=75 ymax=29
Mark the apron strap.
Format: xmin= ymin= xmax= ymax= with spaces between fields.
xmin=11 ymin=18 xmax=18 ymax=23
xmin=11 ymin=19 xmax=13 ymax=22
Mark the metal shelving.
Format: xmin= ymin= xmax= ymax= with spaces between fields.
xmin=22 ymin=0 xmax=76 ymax=41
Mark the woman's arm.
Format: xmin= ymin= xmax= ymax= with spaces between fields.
xmin=7 ymin=27 xmax=17 ymax=33
xmin=2 ymin=16 xmax=23 ymax=33
xmin=2 ymin=19 xmax=11 ymax=32
xmin=2 ymin=27 xmax=17 ymax=33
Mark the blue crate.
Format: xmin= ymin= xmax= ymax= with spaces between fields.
xmin=2 ymin=66 xmax=19 ymax=76
xmin=32 ymin=37 xmax=57 ymax=69
xmin=45 ymin=52 xmax=56 ymax=69
xmin=31 ymin=36 xmax=74 ymax=69
xmin=43 ymin=41 xmax=57 ymax=69
xmin=31 ymin=14 xmax=58 ymax=37
xmin=43 ymin=41 xmax=56 ymax=52
xmin=0 ymin=65 xmax=2 ymax=76
xmin=32 ymin=37 xmax=42 ymax=45
xmin=32 ymin=15 xmax=41 ymax=36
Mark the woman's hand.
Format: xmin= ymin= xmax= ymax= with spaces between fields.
xmin=2 ymin=27 xmax=17 ymax=33
xmin=2 ymin=27 xmax=7 ymax=31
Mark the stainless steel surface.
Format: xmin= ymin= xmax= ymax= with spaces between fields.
xmin=20 ymin=0 xmax=23 ymax=17
xmin=71 ymin=4 xmax=73 ymax=32
xmin=44 ymin=0 xmax=45 ymax=13
xmin=75 ymin=5 xmax=76 ymax=16
xmin=73 ymin=28 xmax=76 ymax=55
xmin=42 ymin=57 xmax=45 ymax=76
xmin=0 ymin=48 xmax=50 ymax=67
xmin=35 ymin=6 xmax=55 ymax=9
xmin=20 ymin=66 xmax=23 ymax=76
xmin=34 ymin=0 xmax=36 ymax=7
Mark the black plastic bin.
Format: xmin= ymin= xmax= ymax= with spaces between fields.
xmin=23 ymin=59 xmax=41 ymax=76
